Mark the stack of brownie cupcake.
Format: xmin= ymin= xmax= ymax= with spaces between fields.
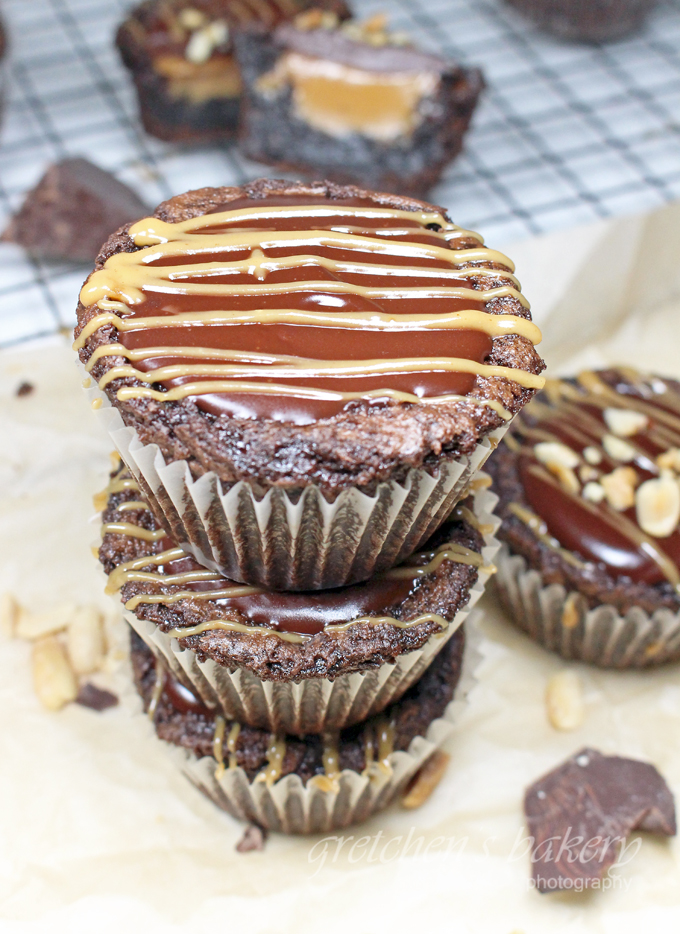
xmin=75 ymin=177 xmax=545 ymax=833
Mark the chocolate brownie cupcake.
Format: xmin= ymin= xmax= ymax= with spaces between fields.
xmin=76 ymin=177 xmax=544 ymax=590
xmin=0 ymin=14 xmax=7 ymax=122
xmin=99 ymin=463 xmax=497 ymax=734
xmin=116 ymin=0 xmax=350 ymax=143
xmin=504 ymin=0 xmax=660 ymax=42
xmin=234 ymin=12 xmax=484 ymax=197
xmin=489 ymin=368 xmax=680 ymax=667
xmin=131 ymin=624 xmax=467 ymax=833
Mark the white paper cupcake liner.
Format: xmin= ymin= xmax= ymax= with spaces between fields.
xmin=495 ymin=545 xmax=680 ymax=668
xmin=165 ymin=614 xmax=483 ymax=835
xmin=84 ymin=374 xmax=506 ymax=590
xmin=123 ymin=483 xmax=500 ymax=736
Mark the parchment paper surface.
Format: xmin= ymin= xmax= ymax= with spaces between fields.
xmin=2 ymin=201 xmax=680 ymax=932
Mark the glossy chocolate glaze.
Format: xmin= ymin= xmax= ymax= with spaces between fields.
xmin=156 ymin=548 xmax=420 ymax=634
xmin=511 ymin=370 xmax=680 ymax=586
xmin=79 ymin=190 xmax=541 ymax=425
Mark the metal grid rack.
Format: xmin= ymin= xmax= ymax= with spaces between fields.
xmin=1 ymin=0 xmax=680 ymax=348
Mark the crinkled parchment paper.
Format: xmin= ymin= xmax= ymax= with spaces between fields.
xmin=1 ymin=201 xmax=680 ymax=932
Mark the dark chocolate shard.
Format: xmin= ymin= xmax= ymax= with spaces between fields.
xmin=1 ymin=158 xmax=148 ymax=264
xmin=525 ymin=748 xmax=676 ymax=893
xmin=15 ymin=381 xmax=34 ymax=397
xmin=75 ymin=682 xmax=119 ymax=711
xmin=236 ymin=823 xmax=268 ymax=853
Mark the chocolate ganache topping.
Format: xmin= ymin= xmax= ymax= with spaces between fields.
xmin=76 ymin=187 xmax=544 ymax=426
xmin=101 ymin=466 xmax=493 ymax=642
xmin=504 ymin=369 xmax=680 ymax=589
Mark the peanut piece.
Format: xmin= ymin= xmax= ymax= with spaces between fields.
xmin=657 ymin=448 xmax=680 ymax=473
xmin=579 ymin=464 xmax=599 ymax=483
xmin=602 ymin=434 xmax=636 ymax=463
xmin=603 ymin=408 xmax=648 ymax=437
xmin=0 ymin=592 xmax=20 ymax=637
xmin=534 ymin=442 xmax=580 ymax=470
xmin=16 ymin=603 xmax=76 ymax=640
xmin=178 ymin=7 xmax=207 ymax=30
xmin=582 ymin=481 xmax=605 ymax=503
xmin=66 ymin=605 xmax=105 ymax=675
xmin=583 ymin=446 xmax=602 ymax=465
xmin=32 ymin=637 xmax=78 ymax=711
xmin=547 ymin=462 xmax=580 ymax=494
xmin=401 ymin=750 xmax=451 ymax=809
xmin=635 ymin=476 xmax=680 ymax=538
xmin=600 ymin=466 xmax=637 ymax=511
xmin=545 ymin=671 xmax=585 ymax=731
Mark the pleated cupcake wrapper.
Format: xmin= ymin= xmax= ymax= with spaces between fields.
xmin=163 ymin=613 xmax=483 ymax=835
xmin=83 ymin=374 xmax=506 ymax=590
xmin=495 ymin=545 xmax=680 ymax=668
xmin=123 ymin=482 xmax=500 ymax=736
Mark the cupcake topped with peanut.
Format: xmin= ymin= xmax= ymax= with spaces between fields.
xmin=489 ymin=367 xmax=680 ymax=667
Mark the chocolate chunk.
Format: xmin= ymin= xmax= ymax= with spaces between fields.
xmin=525 ymin=748 xmax=676 ymax=893
xmin=236 ymin=824 xmax=267 ymax=852
xmin=2 ymin=158 xmax=148 ymax=264
xmin=75 ymin=682 xmax=119 ymax=711
xmin=15 ymin=381 xmax=34 ymax=397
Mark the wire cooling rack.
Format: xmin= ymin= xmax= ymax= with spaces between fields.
xmin=1 ymin=0 xmax=680 ymax=347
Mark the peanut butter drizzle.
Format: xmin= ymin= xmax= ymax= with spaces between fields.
xmin=361 ymin=725 xmax=375 ymax=778
xmin=256 ymin=734 xmax=287 ymax=786
xmin=508 ymin=369 xmax=680 ymax=587
xmin=116 ymin=500 xmax=150 ymax=513
xmin=100 ymin=521 xmax=166 ymax=542
xmin=227 ymin=722 xmax=241 ymax=770
xmin=125 ymin=584 xmax=262 ymax=611
xmin=105 ymin=547 xmax=187 ymax=593
xmin=311 ymin=733 xmax=342 ymax=793
xmin=382 ymin=541 xmax=495 ymax=578
xmin=76 ymin=198 xmax=543 ymax=423
xmin=375 ymin=716 xmax=396 ymax=777
xmin=147 ymin=661 xmax=165 ymax=721
xmin=454 ymin=503 xmax=494 ymax=536
xmin=213 ymin=715 xmax=227 ymax=779
xmin=162 ymin=612 xmax=458 ymax=643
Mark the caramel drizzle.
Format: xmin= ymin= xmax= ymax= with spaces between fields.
xmin=76 ymin=202 xmax=543 ymax=411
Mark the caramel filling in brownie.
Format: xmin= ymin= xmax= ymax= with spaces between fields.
xmin=131 ymin=625 xmax=465 ymax=785
xmin=490 ymin=368 xmax=680 ymax=611
xmin=258 ymin=53 xmax=438 ymax=141
xmin=76 ymin=187 xmax=543 ymax=427
xmin=153 ymin=53 xmax=242 ymax=103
